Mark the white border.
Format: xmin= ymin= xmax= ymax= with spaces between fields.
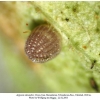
xmin=0 ymin=93 xmax=100 ymax=100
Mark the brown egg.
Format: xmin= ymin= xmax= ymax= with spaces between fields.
xmin=25 ymin=24 xmax=61 ymax=63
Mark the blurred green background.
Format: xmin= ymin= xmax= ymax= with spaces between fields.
xmin=0 ymin=1 xmax=100 ymax=93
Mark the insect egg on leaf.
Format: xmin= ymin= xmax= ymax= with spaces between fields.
xmin=25 ymin=24 xmax=62 ymax=63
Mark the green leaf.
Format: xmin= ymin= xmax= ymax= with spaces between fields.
xmin=0 ymin=1 xmax=100 ymax=92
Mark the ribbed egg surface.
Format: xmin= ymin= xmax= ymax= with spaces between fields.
xmin=25 ymin=24 xmax=61 ymax=63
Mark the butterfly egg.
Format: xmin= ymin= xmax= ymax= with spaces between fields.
xmin=25 ymin=24 xmax=61 ymax=63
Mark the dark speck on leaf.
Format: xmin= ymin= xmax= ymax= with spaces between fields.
xmin=91 ymin=60 xmax=97 ymax=69
xmin=90 ymin=77 xmax=99 ymax=92
xmin=65 ymin=18 xmax=69 ymax=22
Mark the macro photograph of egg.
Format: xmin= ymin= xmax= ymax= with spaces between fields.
xmin=0 ymin=1 xmax=100 ymax=93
